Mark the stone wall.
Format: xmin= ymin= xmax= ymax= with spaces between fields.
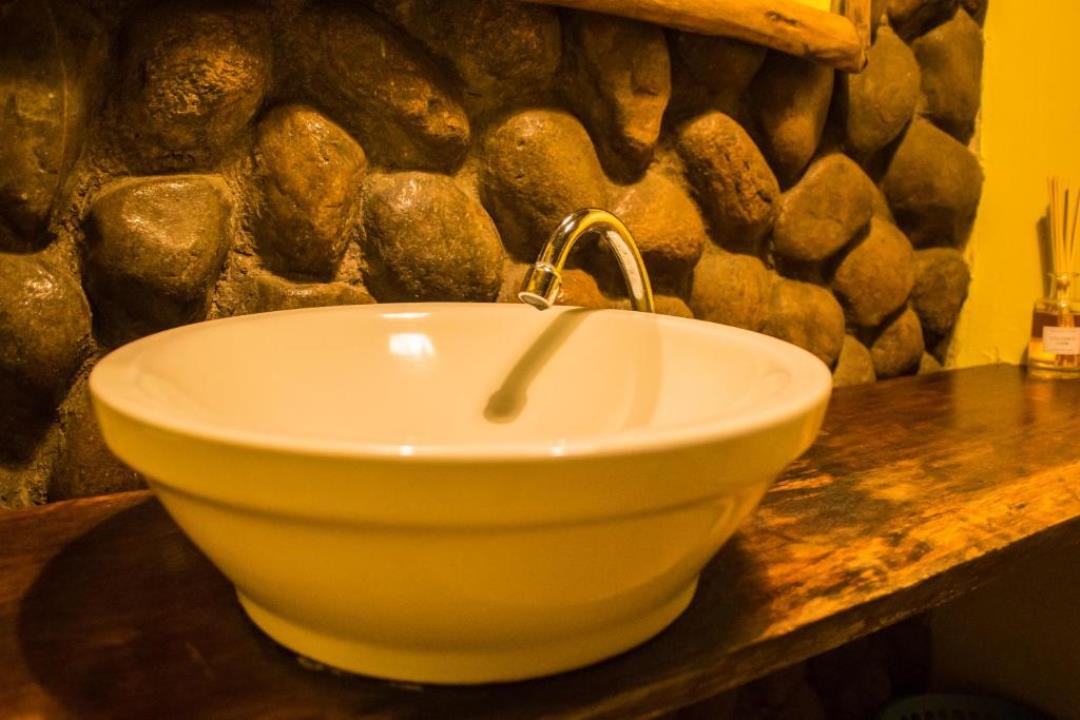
xmin=0 ymin=0 xmax=985 ymax=508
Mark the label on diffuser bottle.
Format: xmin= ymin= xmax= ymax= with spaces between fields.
xmin=1043 ymin=326 xmax=1080 ymax=354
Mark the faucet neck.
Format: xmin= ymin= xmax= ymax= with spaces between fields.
xmin=519 ymin=209 xmax=655 ymax=313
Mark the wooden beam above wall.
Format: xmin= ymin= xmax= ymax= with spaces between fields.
xmin=523 ymin=0 xmax=870 ymax=72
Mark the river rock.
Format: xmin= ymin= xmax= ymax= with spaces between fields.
xmin=0 ymin=1 xmax=108 ymax=239
xmin=773 ymin=155 xmax=875 ymax=262
xmin=690 ymin=250 xmax=773 ymax=332
xmin=871 ymin=307 xmax=925 ymax=377
xmin=51 ymin=373 xmax=144 ymax=501
xmin=833 ymin=217 xmax=915 ymax=327
xmin=288 ymin=2 xmax=469 ymax=171
xmin=833 ymin=335 xmax=877 ymax=386
xmin=887 ymin=0 xmax=958 ymax=39
xmin=654 ymin=295 xmax=694 ymax=318
xmin=557 ymin=268 xmax=615 ymax=309
xmin=253 ymin=105 xmax=366 ymax=279
xmin=762 ymin=279 xmax=846 ymax=366
xmin=911 ymin=247 xmax=970 ymax=334
xmin=120 ymin=1 xmax=270 ymax=170
xmin=913 ymin=10 xmax=983 ymax=142
xmin=672 ymin=33 xmax=766 ymax=104
xmin=368 ymin=0 xmax=560 ymax=112
xmin=750 ymin=53 xmax=835 ymax=185
xmin=0 ymin=253 xmax=91 ymax=463
xmin=563 ymin=13 xmax=670 ymax=179
xmin=872 ymin=0 xmax=889 ymax=33
xmin=918 ymin=352 xmax=943 ymax=374
xmin=252 ymin=274 xmax=375 ymax=312
xmin=612 ymin=172 xmax=706 ymax=286
xmin=872 ymin=186 xmax=895 ymax=222
xmin=363 ymin=173 xmax=502 ymax=302
xmin=844 ymin=26 xmax=920 ymax=159
xmin=481 ymin=109 xmax=608 ymax=260
xmin=85 ymin=175 xmax=232 ymax=343
xmin=0 ymin=428 xmax=59 ymax=509
xmin=677 ymin=112 xmax=780 ymax=247
xmin=0 ymin=253 xmax=91 ymax=401
xmin=882 ymin=119 xmax=983 ymax=247
xmin=961 ymin=0 xmax=987 ymax=24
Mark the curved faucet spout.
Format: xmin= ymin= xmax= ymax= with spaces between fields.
xmin=518 ymin=209 xmax=655 ymax=313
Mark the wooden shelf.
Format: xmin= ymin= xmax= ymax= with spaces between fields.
xmin=4 ymin=364 xmax=1080 ymax=719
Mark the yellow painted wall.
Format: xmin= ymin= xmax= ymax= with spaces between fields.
xmin=950 ymin=1 xmax=1080 ymax=366
xmin=932 ymin=9 xmax=1080 ymax=714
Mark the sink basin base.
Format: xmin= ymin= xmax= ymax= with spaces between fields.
xmin=236 ymin=581 xmax=698 ymax=684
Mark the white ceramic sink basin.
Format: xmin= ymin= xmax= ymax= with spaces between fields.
xmin=90 ymin=303 xmax=831 ymax=684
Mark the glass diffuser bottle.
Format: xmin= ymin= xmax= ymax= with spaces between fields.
xmin=1028 ymin=177 xmax=1080 ymax=378
xmin=1028 ymin=272 xmax=1080 ymax=377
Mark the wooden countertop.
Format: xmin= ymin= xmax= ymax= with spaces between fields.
xmin=3 ymin=364 xmax=1080 ymax=719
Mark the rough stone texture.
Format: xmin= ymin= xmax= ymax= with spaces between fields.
xmin=913 ymin=10 xmax=984 ymax=142
xmin=887 ymin=0 xmax=959 ymax=40
xmin=833 ymin=217 xmax=916 ymax=327
xmin=833 ymin=335 xmax=877 ymax=387
xmin=363 ymin=173 xmax=502 ymax=302
xmin=844 ymin=27 xmax=921 ymax=160
xmin=960 ymin=0 xmax=987 ymax=25
xmin=882 ymin=119 xmax=983 ymax=247
xmin=0 ymin=253 xmax=92 ymax=461
xmin=654 ymin=295 xmax=694 ymax=319
xmin=498 ymin=260 xmax=617 ymax=310
xmin=871 ymin=307 xmax=926 ymax=378
xmin=872 ymin=186 xmax=896 ymax=223
xmin=918 ymin=352 xmax=944 ymax=374
xmin=751 ymin=53 xmax=835 ymax=186
xmin=0 ymin=429 xmax=59 ymax=510
xmin=762 ymin=279 xmax=846 ymax=366
xmin=671 ymin=33 xmax=766 ymax=105
xmin=690 ymin=250 xmax=772 ymax=332
xmin=556 ymin=269 xmax=616 ymax=310
xmin=773 ymin=155 xmax=875 ymax=262
xmin=251 ymin=274 xmax=375 ymax=313
xmin=369 ymin=0 xmax=560 ymax=113
xmin=0 ymin=0 xmax=108 ymax=242
xmin=120 ymin=1 xmax=271 ymax=170
xmin=911 ymin=247 xmax=971 ymax=335
xmin=288 ymin=2 xmax=469 ymax=171
xmin=563 ymin=13 xmax=671 ymax=179
xmin=611 ymin=171 xmax=706 ymax=286
xmin=252 ymin=105 xmax=367 ymax=279
xmin=0 ymin=253 xmax=91 ymax=402
xmin=872 ymin=0 xmax=889 ymax=34
xmin=0 ymin=0 xmax=986 ymax=514
xmin=481 ymin=109 xmax=608 ymax=260
xmin=677 ymin=112 xmax=780 ymax=248
xmin=85 ymin=175 xmax=232 ymax=344
xmin=51 ymin=373 xmax=144 ymax=501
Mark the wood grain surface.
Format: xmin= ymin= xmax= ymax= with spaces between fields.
xmin=523 ymin=0 xmax=870 ymax=72
xmin=3 ymin=364 xmax=1080 ymax=719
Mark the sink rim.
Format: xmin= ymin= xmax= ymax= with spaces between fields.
xmin=89 ymin=303 xmax=832 ymax=463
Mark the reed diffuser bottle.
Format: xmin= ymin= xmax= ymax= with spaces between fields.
xmin=1028 ymin=177 xmax=1080 ymax=378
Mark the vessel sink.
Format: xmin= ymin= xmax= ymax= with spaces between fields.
xmin=90 ymin=303 xmax=831 ymax=684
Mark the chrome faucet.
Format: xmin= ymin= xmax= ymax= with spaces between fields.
xmin=518 ymin=208 xmax=655 ymax=313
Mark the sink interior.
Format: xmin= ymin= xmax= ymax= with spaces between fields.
xmin=96 ymin=304 xmax=808 ymax=453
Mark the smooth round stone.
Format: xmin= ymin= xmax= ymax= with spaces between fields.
xmin=676 ymin=112 xmax=780 ymax=247
xmin=689 ymin=249 xmax=773 ymax=332
xmin=363 ymin=172 xmax=503 ymax=302
xmin=85 ymin=174 xmax=232 ymax=343
xmin=253 ymin=104 xmax=366 ymax=279
xmin=480 ymin=109 xmax=607 ymax=260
